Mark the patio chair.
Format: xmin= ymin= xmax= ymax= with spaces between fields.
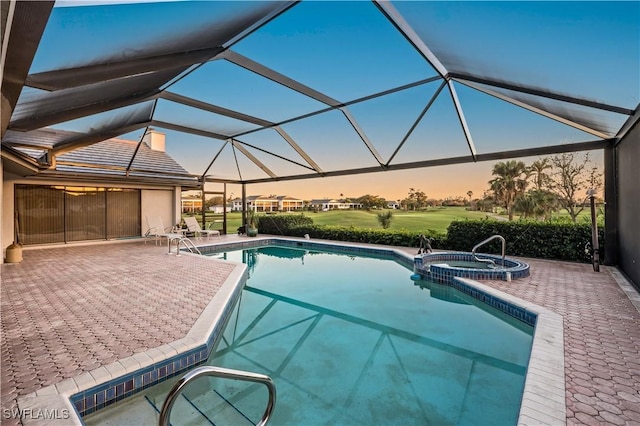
xmin=145 ymin=216 xmax=182 ymax=246
xmin=184 ymin=216 xmax=221 ymax=238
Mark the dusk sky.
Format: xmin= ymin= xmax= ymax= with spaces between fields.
xmin=241 ymin=151 xmax=605 ymax=201
xmin=33 ymin=1 xmax=637 ymax=200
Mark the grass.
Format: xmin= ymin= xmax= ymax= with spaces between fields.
xmin=187 ymin=206 xmax=600 ymax=234
xmin=307 ymin=207 xmax=492 ymax=233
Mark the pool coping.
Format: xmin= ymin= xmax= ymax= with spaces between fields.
xmin=17 ymin=254 xmax=248 ymax=426
xmin=17 ymin=237 xmax=565 ymax=425
xmin=415 ymin=251 xmax=531 ymax=283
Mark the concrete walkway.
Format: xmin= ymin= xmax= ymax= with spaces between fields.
xmin=1 ymin=237 xmax=639 ymax=425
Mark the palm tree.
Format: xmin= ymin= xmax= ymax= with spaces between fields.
xmin=530 ymin=189 xmax=559 ymax=221
xmin=530 ymin=158 xmax=552 ymax=190
xmin=489 ymin=160 xmax=530 ymax=221
xmin=514 ymin=189 xmax=559 ymax=221
xmin=513 ymin=195 xmax=536 ymax=219
xmin=376 ymin=210 xmax=394 ymax=229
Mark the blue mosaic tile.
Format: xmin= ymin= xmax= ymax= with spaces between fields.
xmin=95 ymin=391 xmax=105 ymax=406
xmin=85 ymin=395 xmax=95 ymax=410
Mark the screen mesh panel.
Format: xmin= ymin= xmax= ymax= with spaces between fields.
xmin=4 ymin=1 xmax=637 ymax=184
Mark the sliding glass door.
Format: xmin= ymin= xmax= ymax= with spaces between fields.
xmin=14 ymin=185 xmax=65 ymax=245
xmin=106 ymin=189 xmax=141 ymax=239
xmin=15 ymin=185 xmax=141 ymax=245
xmin=65 ymin=187 xmax=106 ymax=242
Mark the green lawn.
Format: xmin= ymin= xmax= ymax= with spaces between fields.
xmin=290 ymin=207 xmax=491 ymax=234
xmin=189 ymin=206 xmax=598 ymax=235
xmin=187 ymin=208 xmax=491 ymax=234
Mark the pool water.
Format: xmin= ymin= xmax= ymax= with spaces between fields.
xmin=427 ymin=260 xmax=496 ymax=269
xmin=150 ymin=246 xmax=533 ymax=425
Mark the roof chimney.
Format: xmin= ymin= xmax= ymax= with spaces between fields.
xmin=143 ymin=128 xmax=165 ymax=152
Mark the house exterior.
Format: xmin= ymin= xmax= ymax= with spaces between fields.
xmin=386 ymin=200 xmax=400 ymax=209
xmin=2 ymin=129 xmax=197 ymax=251
xmin=277 ymin=195 xmax=304 ymax=211
xmin=209 ymin=204 xmax=232 ymax=214
xmin=231 ymin=195 xmax=304 ymax=212
xmin=309 ymin=199 xmax=362 ymax=210
xmin=181 ymin=197 xmax=203 ymax=213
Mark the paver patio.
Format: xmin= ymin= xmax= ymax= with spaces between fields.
xmin=1 ymin=237 xmax=639 ymax=425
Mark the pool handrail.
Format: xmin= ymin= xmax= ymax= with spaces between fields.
xmin=472 ymin=235 xmax=506 ymax=268
xmin=158 ymin=365 xmax=276 ymax=426
xmin=174 ymin=237 xmax=201 ymax=256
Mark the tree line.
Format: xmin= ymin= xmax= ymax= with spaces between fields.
xmin=481 ymin=152 xmax=602 ymax=223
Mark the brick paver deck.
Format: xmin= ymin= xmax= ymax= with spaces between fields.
xmin=1 ymin=239 xmax=237 ymax=426
xmin=1 ymin=238 xmax=639 ymax=425
xmin=483 ymin=259 xmax=640 ymax=425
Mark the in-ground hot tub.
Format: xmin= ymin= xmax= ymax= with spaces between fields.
xmin=413 ymin=251 xmax=530 ymax=283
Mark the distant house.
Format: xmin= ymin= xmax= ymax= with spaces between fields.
xmin=230 ymin=195 xmax=304 ymax=212
xmin=277 ymin=195 xmax=304 ymax=211
xmin=386 ymin=200 xmax=400 ymax=209
xmin=309 ymin=199 xmax=362 ymax=210
xmin=181 ymin=197 xmax=202 ymax=213
xmin=209 ymin=204 xmax=232 ymax=214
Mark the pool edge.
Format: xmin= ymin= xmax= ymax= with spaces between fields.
xmin=17 ymin=255 xmax=248 ymax=426
xmin=455 ymin=277 xmax=566 ymax=425
xmin=17 ymin=237 xmax=566 ymax=426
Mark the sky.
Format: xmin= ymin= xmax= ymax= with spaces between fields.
xmin=25 ymin=1 xmax=637 ymax=200
xmin=210 ymin=150 xmax=605 ymax=202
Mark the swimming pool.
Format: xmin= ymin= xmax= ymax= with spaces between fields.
xmin=146 ymin=245 xmax=534 ymax=425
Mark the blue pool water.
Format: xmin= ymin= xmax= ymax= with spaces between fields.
xmin=150 ymin=246 xmax=534 ymax=425
xmin=127 ymin=246 xmax=533 ymax=426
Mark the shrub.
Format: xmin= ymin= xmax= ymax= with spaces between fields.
xmin=254 ymin=214 xmax=602 ymax=263
xmin=256 ymin=214 xmax=314 ymax=235
xmin=254 ymin=214 xmax=443 ymax=249
xmin=376 ymin=210 xmax=394 ymax=229
xmin=445 ymin=220 xmax=604 ymax=262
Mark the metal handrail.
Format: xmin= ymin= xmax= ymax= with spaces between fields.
xmin=174 ymin=237 xmax=201 ymax=256
xmin=158 ymin=366 xmax=276 ymax=426
xmin=472 ymin=235 xmax=505 ymax=268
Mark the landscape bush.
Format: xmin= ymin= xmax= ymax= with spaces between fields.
xmin=255 ymin=214 xmax=603 ymax=263
xmin=446 ymin=220 xmax=604 ymax=263
xmin=256 ymin=214 xmax=445 ymax=250
xmin=256 ymin=214 xmax=314 ymax=234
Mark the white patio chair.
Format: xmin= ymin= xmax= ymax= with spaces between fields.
xmin=184 ymin=216 xmax=221 ymax=238
xmin=145 ymin=216 xmax=182 ymax=246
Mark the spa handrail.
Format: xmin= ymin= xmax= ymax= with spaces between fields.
xmin=159 ymin=366 xmax=276 ymax=426
xmin=472 ymin=235 xmax=505 ymax=268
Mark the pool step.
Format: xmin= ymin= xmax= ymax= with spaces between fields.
xmin=183 ymin=388 xmax=255 ymax=426
xmin=148 ymin=385 xmax=255 ymax=426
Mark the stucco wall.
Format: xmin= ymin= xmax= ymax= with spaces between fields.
xmin=1 ymin=161 xmax=4 ymax=263
xmin=2 ymin=171 xmax=17 ymax=253
xmin=141 ymin=189 xmax=176 ymax=235
xmin=617 ymin=123 xmax=640 ymax=289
